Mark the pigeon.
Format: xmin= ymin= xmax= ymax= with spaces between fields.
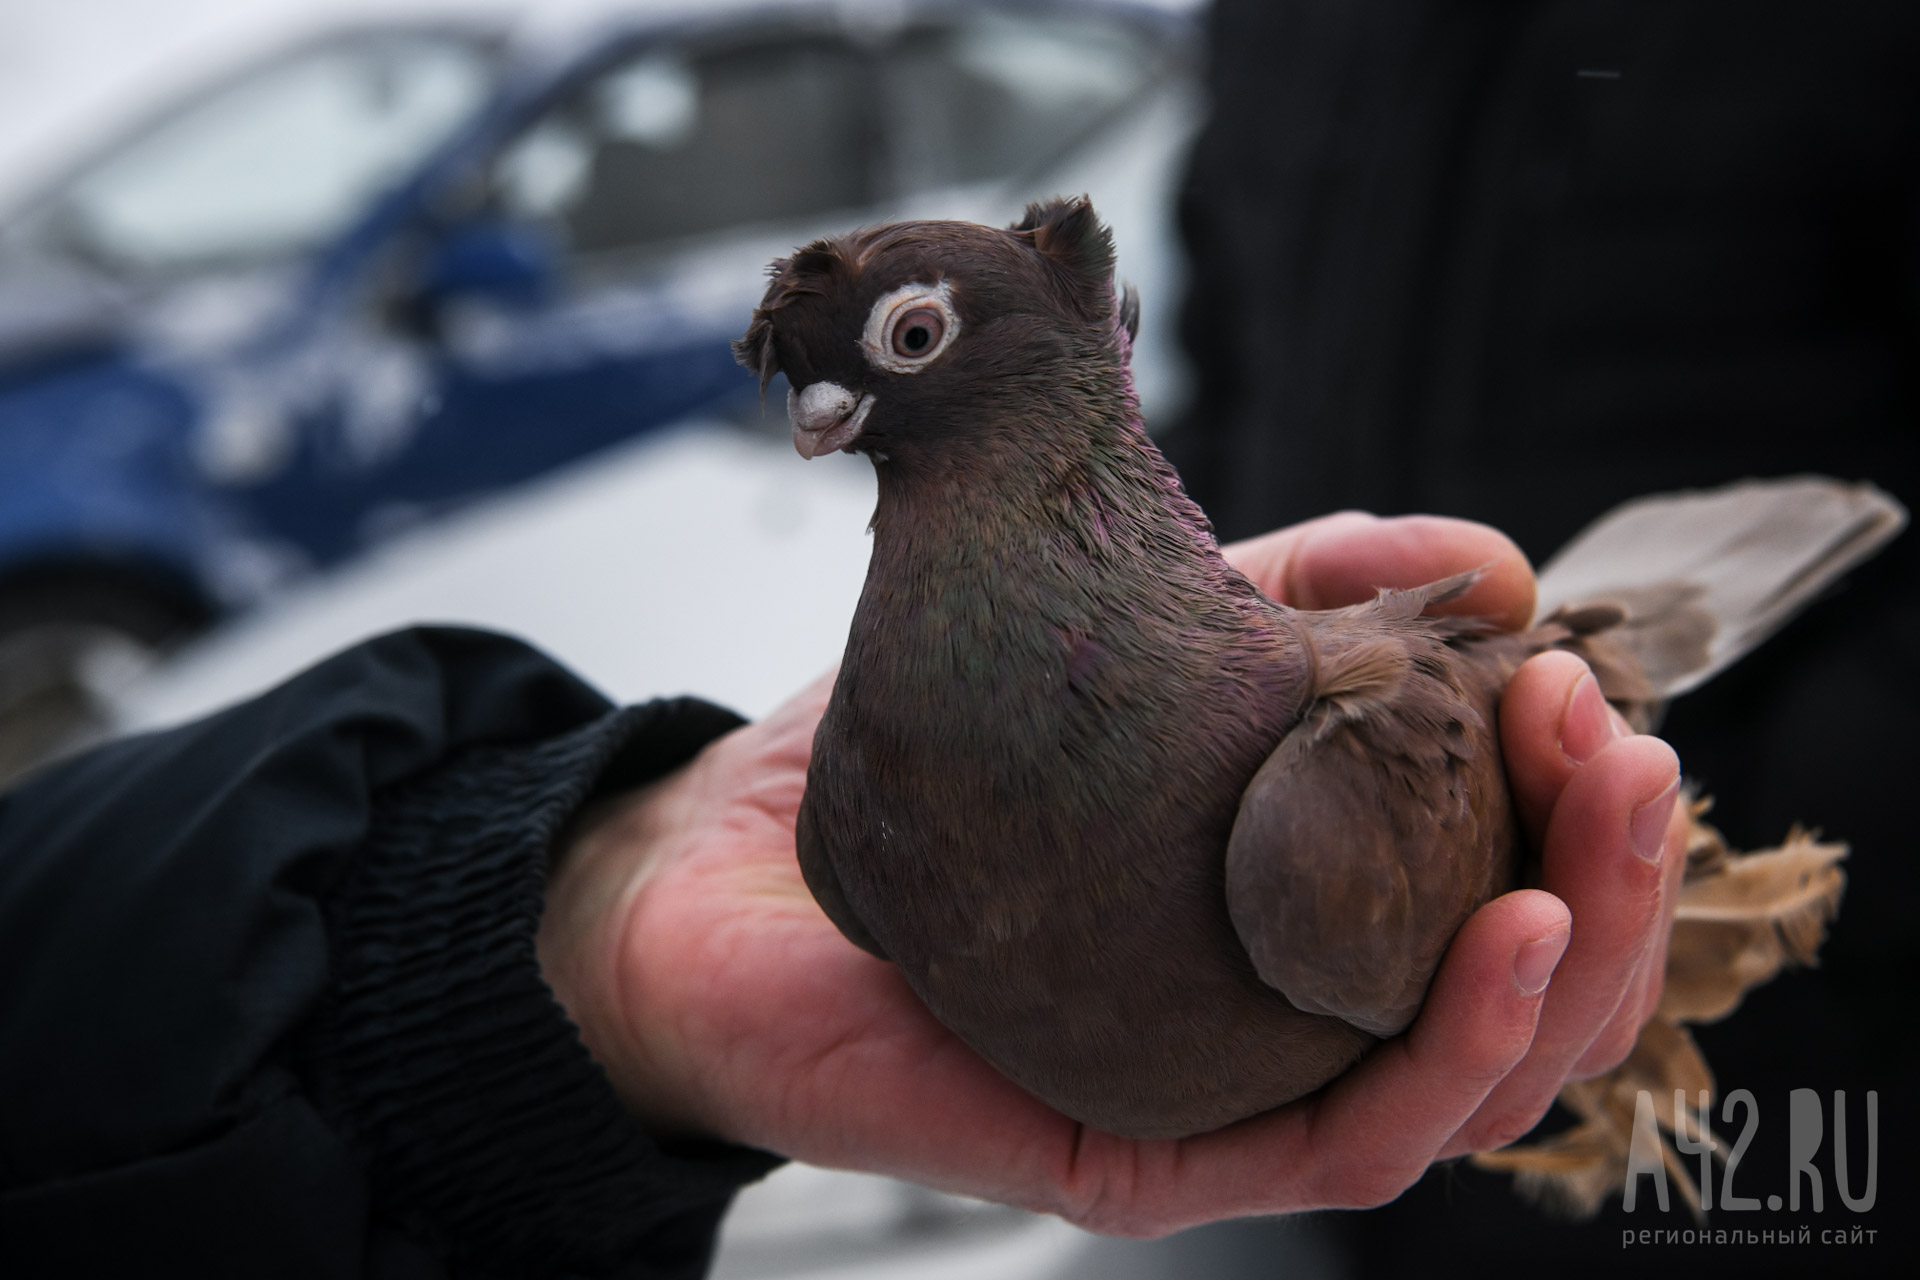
xmin=733 ymin=197 xmax=1905 ymax=1145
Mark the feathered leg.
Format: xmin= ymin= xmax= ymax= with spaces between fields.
xmin=1472 ymin=795 xmax=1846 ymax=1215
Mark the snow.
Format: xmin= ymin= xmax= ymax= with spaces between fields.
xmin=118 ymin=420 xmax=879 ymax=727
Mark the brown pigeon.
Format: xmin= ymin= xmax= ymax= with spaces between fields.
xmin=732 ymin=197 xmax=1904 ymax=1149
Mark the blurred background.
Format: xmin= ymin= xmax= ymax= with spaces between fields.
xmin=0 ymin=0 xmax=1200 ymax=782
xmin=2 ymin=1 xmax=1912 ymax=1277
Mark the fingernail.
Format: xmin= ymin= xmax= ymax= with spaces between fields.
xmin=1630 ymin=775 xmax=1681 ymax=864
xmin=1558 ymin=672 xmax=1619 ymax=764
xmin=1514 ymin=928 xmax=1570 ymax=995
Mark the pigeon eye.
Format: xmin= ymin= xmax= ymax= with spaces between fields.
xmin=890 ymin=308 xmax=945 ymax=358
xmin=862 ymin=281 xmax=960 ymax=374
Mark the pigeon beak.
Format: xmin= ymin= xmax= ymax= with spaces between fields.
xmin=790 ymin=381 xmax=876 ymax=459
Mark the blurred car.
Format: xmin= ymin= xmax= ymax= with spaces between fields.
xmin=0 ymin=0 xmax=1198 ymax=780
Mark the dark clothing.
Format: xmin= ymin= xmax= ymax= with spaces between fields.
xmin=1171 ymin=0 xmax=1920 ymax=555
xmin=1170 ymin=3 xmax=1916 ymax=1276
xmin=0 ymin=628 xmax=782 ymax=1278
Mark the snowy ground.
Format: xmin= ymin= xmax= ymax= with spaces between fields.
xmin=118 ymin=420 xmax=879 ymax=728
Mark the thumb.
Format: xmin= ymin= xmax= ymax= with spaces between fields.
xmin=1224 ymin=513 xmax=1537 ymax=631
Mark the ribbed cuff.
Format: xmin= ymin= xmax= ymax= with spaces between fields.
xmin=312 ymin=698 xmax=783 ymax=1277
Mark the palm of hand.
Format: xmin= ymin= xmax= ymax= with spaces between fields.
xmin=542 ymin=514 xmax=1685 ymax=1236
xmin=593 ymin=673 xmax=1101 ymax=1191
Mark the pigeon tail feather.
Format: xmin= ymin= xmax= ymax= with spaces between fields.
xmin=1533 ymin=477 xmax=1906 ymax=700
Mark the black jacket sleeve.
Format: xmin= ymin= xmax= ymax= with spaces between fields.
xmin=0 ymin=627 xmax=784 ymax=1279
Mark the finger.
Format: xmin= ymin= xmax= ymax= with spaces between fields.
xmin=1605 ymin=795 xmax=1690 ymax=1066
xmin=1499 ymin=650 xmax=1633 ymax=845
xmin=1218 ymin=511 xmax=1376 ymax=603
xmin=1496 ymin=654 xmax=1682 ymax=1090
xmin=1096 ymin=889 xmax=1567 ymax=1232
xmin=1296 ymin=888 xmax=1568 ymax=1209
xmin=729 ymin=665 xmax=840 ymax=775
xmin=769 ymin=665 xmax=839 ymax=726
xmin=1567 ymin=750 xmax=1684 ymax=1080
xmin=1440 ymin=735 xmax=1680 ymax=1155
xmin=1223 ymin=513 xmax=1536 ymax=631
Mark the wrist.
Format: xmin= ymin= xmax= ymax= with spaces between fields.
xmin=315 ymin=700 xmax=771 ymax=1268
xmin=539 ymin=755 xmax=710 ymax=1137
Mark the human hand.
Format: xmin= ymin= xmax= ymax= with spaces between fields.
xmin=537 ymin=511 xmax=1686 ymax=1235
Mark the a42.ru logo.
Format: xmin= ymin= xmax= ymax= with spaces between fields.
xmin=1624 ymin=1088 xmax=1877 ymax=1213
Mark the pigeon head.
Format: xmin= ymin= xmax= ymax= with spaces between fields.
xmin=734 ymin=197 xmax=1138 ymax=464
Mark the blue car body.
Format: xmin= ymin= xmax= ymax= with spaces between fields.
xmin=0 ymin=1 xmax=1191 ymax=620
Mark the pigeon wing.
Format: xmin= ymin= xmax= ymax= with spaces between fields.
xmin=1225 ymin=588 xmax=1517 ymax=1037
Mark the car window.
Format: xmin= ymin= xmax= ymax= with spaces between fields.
xmin=882 ymin=11 xmax=1161 ymax=194
xmin=28 ymin=32 xmax=495 ymax=276
xmin=492 ymin=33 xmax=878 ymax=264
